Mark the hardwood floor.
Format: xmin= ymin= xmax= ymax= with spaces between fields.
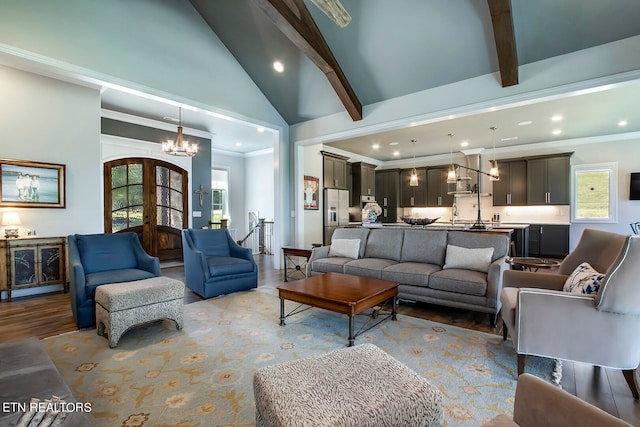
xmin=1 ymin=254 xmax=638 ymax=424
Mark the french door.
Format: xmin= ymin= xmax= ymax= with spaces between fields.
xmin=103 ymin=158 xmax=188 ymax=260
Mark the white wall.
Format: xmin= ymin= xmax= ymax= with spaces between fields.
xmin=212 ymin=152 xmax=246 ymax=237
xmin=0 ymin=65 xmax=102 ymax=236
xmin=245 ymin=150 xmax=275 ymax=221
xmin=299 ymin=144 xmax=325 ymax=247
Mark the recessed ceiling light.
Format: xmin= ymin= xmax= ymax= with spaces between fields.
xmin=501 ymin=136 xmax=519 ymax=141
xmin=552 ymin=129 xmax=562 ymax=135
xmin=257 ymin=127 xmax=265 ymax=133
xmin=551 ymin=115 xmax=563 ymax=122
xmin=372 ymin=144 xmax=380 ymax=149
xmin=389 ymin=142 xmax=399 ymax=146
xmin=392 ymin=151 xmax=400 ymax=156
xmin=273 ymin=61 xmax=284 ymax=72
xmin=235 ymin=142 xmax=242 ymax=147
xmin=460 ymin=141 xmax=469 ymax=147
xmin=618 ymin=120 xmax=628 ymax=127
xmin=518 ymin=120 xmax=532 ymax=126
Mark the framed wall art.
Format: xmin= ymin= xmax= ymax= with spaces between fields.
xmin=303 ymin=175 xmax=319 ymax=210
xmin=0 ymin=159 xmax=66 ymax=208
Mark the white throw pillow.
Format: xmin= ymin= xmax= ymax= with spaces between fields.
xmin=563 ymin=262 xmax=605 ymax=295
xmin=329 ymin=239 xmax=360 ymax=259
xmin=443 ymin=245 xmax=494 ymax=273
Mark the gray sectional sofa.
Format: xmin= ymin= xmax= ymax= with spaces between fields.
xmin=307 ymin=227 xmax=510 ymax=325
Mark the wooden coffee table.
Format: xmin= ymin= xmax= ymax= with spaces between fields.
xmin=277 ymin=272 xmax=399 ymax=346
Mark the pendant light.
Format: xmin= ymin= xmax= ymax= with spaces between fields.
xmin=489 ymin=126 xmax=500 ymax=181
xmin=162 ymin=107 xmax=198 ymax=157
xmin=446 ymin=133 xmax=457 ymax=184
xmin=409 ymin=139 xmax=419 ymax=186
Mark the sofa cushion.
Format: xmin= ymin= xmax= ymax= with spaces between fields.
xmin=400 ymin=229 xmax=448 ymax=265
xmin=443 ymin=244 xmax=494 ymax=273
xmin=381 ymin=263 xmax=441 ymax=287
xmin=563 ymin=262 xmax=604 ymax=295
xmin=207 ymin=256 xmax=255 ymax=276
xmin=310 ymin=257 xmax=352 ymax=274
xmin=329 ymin=239 xmax=360 ymax=259
xmin=364 ymin=229 xmax=404 ymax=261
xmin=188 ymin=229 xmax=230 ymax=257
xmin=344 ymin=258 xmax=398 ymax=279
xmin=76 ymin=233 xmax=139 ymax=274
xmin=85 ymin=268 xmax=157 ymax=298
xmin=331 ymin=228 xmax=370 ymax=259
xmin=447 ymin=231 xmax=509 ymax=262
xmin=429 ymin=269 xmax=488 ymax=296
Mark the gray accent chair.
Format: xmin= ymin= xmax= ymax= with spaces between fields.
xmin=481 ymin=373 xmax=632 ymax=427
xmin=501 ymin=229 xmax=640 ymax=399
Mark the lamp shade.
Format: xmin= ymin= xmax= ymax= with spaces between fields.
xmin=2 ymin=212 xmax=21 ymax=226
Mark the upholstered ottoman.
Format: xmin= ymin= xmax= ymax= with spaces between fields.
xmin=95 ymin=276 xmax=184 ymax=348
xmin=253 ymin=343 xmax=443 ymax=427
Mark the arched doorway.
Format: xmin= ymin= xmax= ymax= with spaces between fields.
xmin=103 ymin=158 xmax=188 ymax=260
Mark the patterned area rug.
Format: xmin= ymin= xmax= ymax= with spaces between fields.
xmin=43 ymin=287 xmax=556 ymax=426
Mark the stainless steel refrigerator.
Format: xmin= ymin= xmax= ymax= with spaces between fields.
xmin=323 ymin=188 xmax=350 ymax=245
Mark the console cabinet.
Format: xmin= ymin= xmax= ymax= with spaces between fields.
xmin=0 ymin=236 xmax=68 ymax=302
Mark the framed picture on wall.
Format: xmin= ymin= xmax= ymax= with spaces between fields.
xmin=0 ymin=159 xmax=66 ymax=208
xmin=303 ymin=175 xmax=319 ymax=210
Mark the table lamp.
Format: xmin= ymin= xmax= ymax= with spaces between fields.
xmin=2 ymin=212 xmax=21 ymax=238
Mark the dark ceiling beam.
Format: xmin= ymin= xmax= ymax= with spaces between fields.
xmin=252 ymin=0 xmax=363 ymax=121
xmin=487 ymin=0 xmax=518 ymax=87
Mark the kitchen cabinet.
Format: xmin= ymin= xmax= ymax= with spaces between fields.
xmin=346 ymin=163 xmax=353 ymax=206
xmin=1 ymin=236 xmax=67 ymax=302
xmin=351 ymin=162 xmax=376 ymax=205
xmin=322 ymin=152 xmax=348 ymax=189
xmin=427 ymin=167 xmax=454 ymax=207
xmin=527 ymin=155 xmax=570 ymax=205
xmin=400 ymin=168 xmax=427 ymax=207
xmin=375 ymin=169 xmax=400 ymax=223
xmin=493 ymin=160 xmax=527 ymax=206
xmin=528 ymin=224 xmax=569 ymax=258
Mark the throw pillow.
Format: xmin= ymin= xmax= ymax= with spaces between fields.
xmin=563 ymin=262 xmax=605 ymax=295
xmin=329 ymin=239 xmax=360 ymax=259
xmin=443 ymin=245 xmax=494 ymax=273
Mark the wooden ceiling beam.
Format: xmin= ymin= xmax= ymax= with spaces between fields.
xmin=252 ymin=0 xmax=363 ymax=121
xmin=487 ymin=0 xmax=518 ymax=87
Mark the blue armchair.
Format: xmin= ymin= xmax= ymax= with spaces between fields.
xmin=181 ymin=228 xmax=258 ymax=298
xmin=68 ymin=232 xmax=162 ymax=328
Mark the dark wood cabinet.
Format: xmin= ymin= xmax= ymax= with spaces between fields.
xmin=351 ymin=162 xmax=377 ymax=205
xmin=322 ymin=152 xmax=348 ymax=189
xmin=346 ymin=163 xmax=353 ymax=206
xmin=527 ymin=156 xmax=570 ymax=205
xmin=400 ymin=168 xmax=427 ymax=207
xmin=528 ymin=224 xmax=569 ymax=258
xmin=493 ymin=160 xmax=527 ymax=206
xmin=427 ymin=167 xmax=454 ymax=207
xmin=375 ymin=170 xmax=400 ymax=223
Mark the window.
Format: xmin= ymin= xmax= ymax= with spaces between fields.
xmin=572 ymin=163 xmax=617 ymax=223
xmin=211 ymin=169 xmax=229 ymax=223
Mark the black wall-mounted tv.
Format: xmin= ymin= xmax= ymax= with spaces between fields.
xmin=631 ymin=173 xmax=640 ymax=200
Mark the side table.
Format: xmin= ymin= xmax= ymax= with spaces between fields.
xmin=282 ymin=247 xmax=313 ymax=282
xmin=505 ymin=256 xmax=560 ymax=272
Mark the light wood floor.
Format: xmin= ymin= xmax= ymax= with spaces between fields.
xmin=1 ymin=254 xmax=638 ymax=425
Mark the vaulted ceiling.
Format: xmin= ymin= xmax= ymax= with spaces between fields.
xmin=190 ymin=0 xmax=640 ymax=125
